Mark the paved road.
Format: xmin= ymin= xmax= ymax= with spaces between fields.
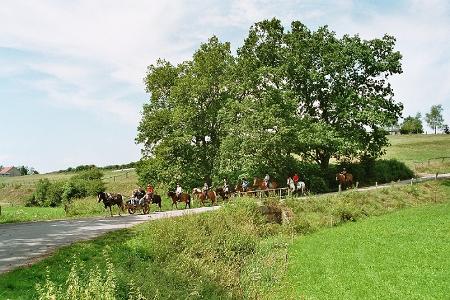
xmin=0 ymin=206 xmax=220 ymax=274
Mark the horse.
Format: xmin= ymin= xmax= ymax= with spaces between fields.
xmin=199 ymin=190 xmax=216 ymax=206
xmin=253 ymin=177 xmax=278 ymax=190
xmin=215 ymin=187 xmax=231 ymax=201
xmin=167 ymin=191 xmax=191 ymax=209
xmin=97 ymin=191 xmax=125 ymax=217
xmin=192 ymin=188 xmax=202 ymax=203
xmin=146 ymin=193 xmax=162 ymax=211
xmin=287 ymin=177 xmax=306 ymax=196
xmin=235 ymin=184 xmax=256 ymax=197
xmin=336 ymin=173 xmax=353 ymax=190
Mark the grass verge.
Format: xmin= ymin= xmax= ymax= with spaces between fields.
xmin=274 ymin=199 xmax=450 ymax=299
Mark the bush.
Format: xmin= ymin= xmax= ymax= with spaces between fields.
xmin=27 ymin=169 xmax=105 ymax=207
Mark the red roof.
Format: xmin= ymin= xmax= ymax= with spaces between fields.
xmin=0 ymin=166 xmax=15 ymax=174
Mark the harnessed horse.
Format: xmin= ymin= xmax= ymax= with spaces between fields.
xmin=97 ymin=192 xmax=125 ymax=216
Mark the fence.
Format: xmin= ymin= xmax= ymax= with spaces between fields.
xmin=413 ymin=156 xmax=450 ymax=170
xmin=234 ymin=187 xmax=291 ymax=199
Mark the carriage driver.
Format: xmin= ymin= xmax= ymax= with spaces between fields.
xmin=264 ymin=174 xmax=270 ymax=188
xmin=175 ymin=183 xmax=183 ymax=201
xmin=202 ymin=182 xmax=209 ymax=199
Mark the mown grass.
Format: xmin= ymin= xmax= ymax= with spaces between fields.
xmin=384 ymin=134 xmax=450 ymax=173
xmin=274 ymin=188 xmax=450 ymax=299
xmin=0 ymin=180 xmax=448 ymax=299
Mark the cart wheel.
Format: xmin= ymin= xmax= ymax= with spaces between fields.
xmin=128 ymin=207 xmax=135 ymax=214
xmin=143 ymin=205 xmax=150 ymax=214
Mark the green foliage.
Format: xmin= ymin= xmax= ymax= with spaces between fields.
xmin=400 ymin=113 xmax=423 ymax=134
xmin=425 ymin=104 xmax=445 ymax=134
xmin=137 ymin=18 xmax=403 ymax=187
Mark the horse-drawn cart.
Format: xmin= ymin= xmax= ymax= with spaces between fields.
xmin=125 ymin=197 xmax=150 ymax=214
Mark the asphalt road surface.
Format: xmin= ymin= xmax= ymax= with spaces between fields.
xmin=0 ymin=206 xmax=220 ymax=274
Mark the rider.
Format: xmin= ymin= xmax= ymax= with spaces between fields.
xmin=146 ymin=184 xmax=154 ymax=201
xmin=223 ymin=178 xmax=229 ymax=194
xmin=293 ymin=173 xmax=299 ymax=191
xmin=202 ymin=181 xmax=209 ymax=199
xmin=242 ymin=177 xmax=249 ymax=192
xmin=264 ymin=173 xmax=270 ymax=189
xmin=341 ymin=168 xmax=347 ymax=178
xmin=175 ymin=183 xmax=183 ymax=202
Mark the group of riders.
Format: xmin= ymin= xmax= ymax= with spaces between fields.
xmin=130 ymin=168 xmax=352 ymax=205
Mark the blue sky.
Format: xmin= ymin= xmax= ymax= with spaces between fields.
xmin=1 ymin=0 xmax=449 ymax=173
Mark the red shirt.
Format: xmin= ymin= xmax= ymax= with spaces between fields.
xmin=147 ymin=186 xmax=154 ymax=193
xmin=293 ymin=174 xmax=299 ymax=183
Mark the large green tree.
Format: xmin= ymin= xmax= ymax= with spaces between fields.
xmin=219 ymin=19 xmax=403 ymax=172
xmin=136 ymin=37 xmax=233 ymax=188
xmin=425 ymin=104 xmax=444 ymax=134
xmin=137 ymin=19 xmax=404 ymax=187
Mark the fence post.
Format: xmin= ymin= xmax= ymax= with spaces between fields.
xmin=338 ymin=184 xmax=341 ymax=193
xmin=375 ymin=182 xmax=378 ymax=188
xmin=113 ymin=176 xmax=116 ymax=182
xmin=356 ymin=181 xmax=359 ymax=189
xmin=410 ymin=178 xmax=413 ymax=185
xmin=435 ymin=173 xmax=438 ymax=180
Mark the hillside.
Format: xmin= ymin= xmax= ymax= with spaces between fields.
xmin=383 ymin=134 xmax=450 ymax=173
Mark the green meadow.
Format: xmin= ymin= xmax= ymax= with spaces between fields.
xmin=384 ymin=134 xmax=450 ymax=173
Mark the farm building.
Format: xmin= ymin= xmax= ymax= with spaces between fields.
xmin=0 ymin=166 xmax=21 ymax=177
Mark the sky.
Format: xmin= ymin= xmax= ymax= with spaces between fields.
xmin=1 ymin=0 xmax=449 ymax=173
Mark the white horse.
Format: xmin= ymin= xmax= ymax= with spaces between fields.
xmin=287 ymin=177 xmax=305 ymax=195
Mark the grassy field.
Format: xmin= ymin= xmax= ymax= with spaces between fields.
xmin=384 ymin=134 xmax=450 ymax=173
xmin=275 ymin=194 xmax=450 ymax=299
xmin=0 ymin=180 xmax=448 ymax=299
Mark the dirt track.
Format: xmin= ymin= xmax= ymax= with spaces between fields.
xmin=0 ymin=206 xmax=219 ymax=274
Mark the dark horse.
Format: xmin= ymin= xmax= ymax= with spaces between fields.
xmin=336 ymin=173 xmax=353 ymax=190
xmin=97 ymin=191 xmax=125 ymax=216
xmin=147 ymin=193 xmax=162 ymax=211
xmin=133 ymin=189 xmax=162 ymax=211
xmin=167 ymin=191 xmax=191 ymax=209
xmin=215 ymin=187 xmax=234 ymax=201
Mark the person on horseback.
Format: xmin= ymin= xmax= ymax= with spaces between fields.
xmin=146 ymin=184 xmax=154 ymax=202
xmin=223 ymin=179 xmax=229 ymax=194
xmin=242 ymin=177 xmax=249 ymax=192
xmin=340 ymin=168 xmax=347 ymax=179
xmin=264 ymin=174 xmax=270 ymax=189
xmin=293 ymin=173 xmax=299 ymax=191
xmin=175 ymin=183 xmax=182 ymax=202
xmin=202 ymin=182 xmax=209 ymax=200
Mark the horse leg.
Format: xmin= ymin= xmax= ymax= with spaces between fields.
xmin=109 ymin=205 xmax=113 ymax=217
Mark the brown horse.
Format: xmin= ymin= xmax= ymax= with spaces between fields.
xmin=336 ymin=173 xmax=353 ymax=190
xmin=97 ymin=192 xmax=125 ymax=216
xmin=235 ymin=184 xmax=256 ymax=197
xmin=253 ymin=177 xmax=278 ymax=190
xmin=199 ymin=190 xmax=216 ymax=206
xmin=167 ymin=191 xmax=191 ymax=209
